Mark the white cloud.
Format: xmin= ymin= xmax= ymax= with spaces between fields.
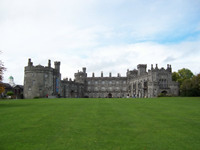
xmin=2 ymin=38 xmax=200 ymax=84
xmin=0 ymin=0 xmax=200 ymax=84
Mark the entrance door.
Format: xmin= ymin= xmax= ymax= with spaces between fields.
xmin=108 ymin=93 xmax=112 ymax=98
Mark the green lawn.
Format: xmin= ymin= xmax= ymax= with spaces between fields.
xmin=0 ymin=97 xmax=200 ymax=150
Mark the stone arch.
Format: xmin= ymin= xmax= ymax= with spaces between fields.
xmin=108 ymin=93 xmax=112 ymax=98
xmin=161 ymin=90 xmax=167 ymax=96
xmin=70 ymin=90 xmax=75 ymax=98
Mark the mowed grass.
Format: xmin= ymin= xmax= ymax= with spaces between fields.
xmin=0 ymin=97 xmax=200 ymax=150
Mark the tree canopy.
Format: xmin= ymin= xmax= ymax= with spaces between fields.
xmin=0 ymin=51 xmax=6 ymax=95
xmin=172 ymin=68 xmax=194 ymax=85
xmin=0 ymin=51 xmax=6 ymax=82
xmin=172 ymin=68 xmax=200 ymax=96
xmin=181 ymin=74 xmax=200 ymax=96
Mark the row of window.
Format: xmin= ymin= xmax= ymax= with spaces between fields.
xmin=88 ymin=93 xmax=125 ymax=98
xmin=159 ymin=79 xmax=168 ymax=88
xmin=88 ymin=87 xmax=127 ymax=91
xmin=87 ymin=80 xmax=127 ymax=85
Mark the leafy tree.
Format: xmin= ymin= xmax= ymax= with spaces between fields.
xmin=0 ymin=51 xmax=6 ymax=96
xmin=0 ymin=52 xmax=6 ymax=82
xmin=180 ymin=79 xmax=193 ymax=96
xmin=0 ymin=86 xmax=5 ymax=94
xmin=177 ymin=68 xmax=194 ymax=85
xmin=172 ymin=72 xmax=180 ymax=82
xmin=172 ymin=68 xmax=193 ymax=84
xmin=180 ymin=74 xmax=200 ymax=96
xmin=191 ymin=74 xmax=200 ymax=96
xmin=172 ymin=68 xmax=196 ymax=96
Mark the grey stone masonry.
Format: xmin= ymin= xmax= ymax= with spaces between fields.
xmin=24 ymin=59 xmax=179 ymax=98
xmin=24 ymin=59 xmax=61 ymax=99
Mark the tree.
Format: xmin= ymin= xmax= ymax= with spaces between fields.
xmin=180 ymin=79 xmax=193 ymax=96
xmin=180 ymin=73 xmax=200 ymax=96
xmin=172 ymin=72 xmax=180 ymax=82
xmin=0 ymin=51 xmax=6 ymax=96
xmin=0 ymin=51 xmax=6 ymax=82
xmin=191 ymin=74 xmax=200 ymax=96
xmin=177 ymin=68 xmax=194 ymax=85
xmin=0 ymin=86 xmax=5 ymax=95
xmin=172 ymin=68 xmax=193 ymax=84
xmin=172 ymin=68 xmax=195 ymax=96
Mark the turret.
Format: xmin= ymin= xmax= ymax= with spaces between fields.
xmin=83 ymin=67 xmax=86 ymax=73
xmin=155 ymin=64 xmax=158 ymax=69
xmin=24 ymin=59 xmax=55 ymax=99
xmin=54 ymin=61 xmax=60 ymax=72
xmin=117 ymin=73 xmax=121 ymax=77
xmin=74 ymin=67 xmax=87 ymax=84
xmin=137 ymin=64 xmax=147 ymax=76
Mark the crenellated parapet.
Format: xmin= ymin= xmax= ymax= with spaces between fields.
xmin=148 ymin=64 xmax=172 ymax=73
xmin=25 ymin=59 xmax=54 ymax=73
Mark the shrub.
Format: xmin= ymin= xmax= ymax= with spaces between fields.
xmin=34 ymin=96 xmax=40 ymax=99
xmin=7 ymin=91 xmax=14 ymax=96
xmin=158 ymin=93 xmax=172 ymax=97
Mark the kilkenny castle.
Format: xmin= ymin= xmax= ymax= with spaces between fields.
xmin=24 ymin=59 xmax=179 ymax=99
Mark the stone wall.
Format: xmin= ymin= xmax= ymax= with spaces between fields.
xmin=24 ymin=59 xmax=60 ymax=99
xmin=86 ymin=77 xmax=127 ymax=98
xmin=24 ymin=59 xmax=179 ymax=98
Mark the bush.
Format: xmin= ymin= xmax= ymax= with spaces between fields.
xmin=7 ymin=91 xmax=14 ymax=96
xmin=158 ymin=93 xmax=172 ymax=97
xmin=34 ymin=96 xmax=40 ymax=99
xmin=158 ymin=93 xmax=165 ymax=97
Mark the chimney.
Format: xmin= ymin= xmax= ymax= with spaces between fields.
xmin=28 ymin=58 xmax=33 ymax=66
xmin=48 ymin=60 xmax=51 ymax=68
xmin=155 ymin=64 xmax=158 ymax=69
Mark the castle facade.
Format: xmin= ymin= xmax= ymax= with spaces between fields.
xmin=24 ymin=59 xmax=179 ymax=99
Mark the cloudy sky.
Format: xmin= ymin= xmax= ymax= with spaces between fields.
xmin=0 ymin=0 xmax=200 ymax=85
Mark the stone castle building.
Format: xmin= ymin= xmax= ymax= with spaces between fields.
xmin=24 ymin=59 xmax=179 ymax=99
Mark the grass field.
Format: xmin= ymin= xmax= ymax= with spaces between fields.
xmin=0 ymin=97 xmax=200 ymax=150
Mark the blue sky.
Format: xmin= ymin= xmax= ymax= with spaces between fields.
xmin=0 ymin=0 xmax=200 ymax=84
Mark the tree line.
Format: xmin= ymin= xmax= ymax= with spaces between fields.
xmin=172 ymin=68 xmax=200 ymax=96
xmin=0 ymin=51 xmax=6 ymax=94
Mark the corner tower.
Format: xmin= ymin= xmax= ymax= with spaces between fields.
xmin=23 ymin=59 xmax=61 ymax=99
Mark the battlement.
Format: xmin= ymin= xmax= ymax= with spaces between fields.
xmin=149 ymin=64 xmax=172 ymax=73
xmin=25 ymin=58 xmax=60 ymax=72
xmin=25 ymin=65 xmax=54 ymax=72
xmin=127 ymin=69 xmax=138 ymax=77
xmin=82 ymin=72 xmax=124 ymax=78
